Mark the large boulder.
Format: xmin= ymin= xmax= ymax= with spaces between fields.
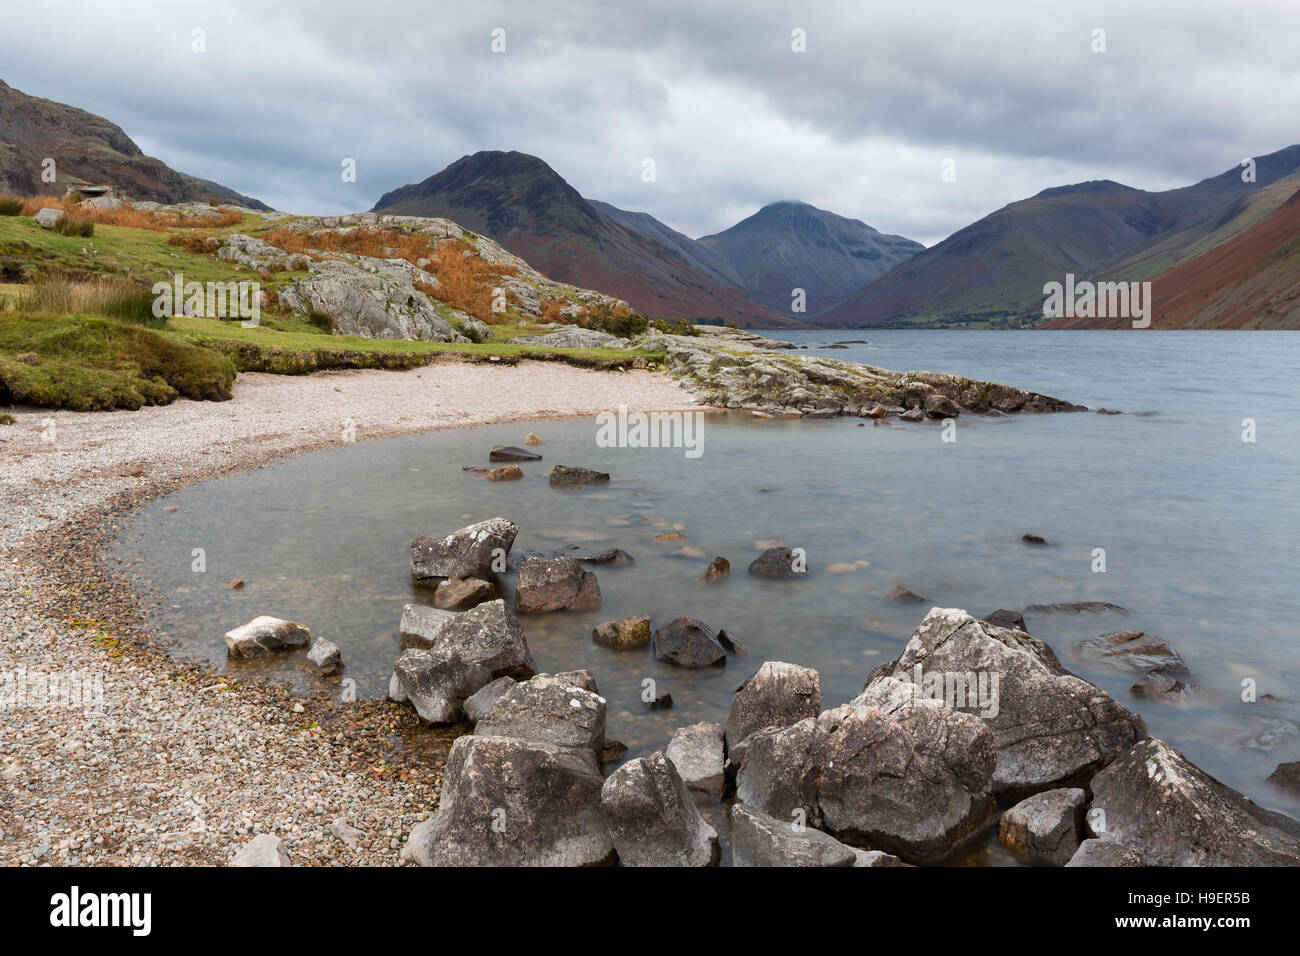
xmin=725 ymin=661 xmax=821 ymax=753
xmin=411 ymin=517 xmax=518 ymax=582
xmin=730 ymin=805 xmax=856 ymax=867
xmin=422 ymin=735 xmax=615 ymax=866
xmin=1088 ymin=738 xmax=1300 ymax=865
xmin=224 ymin=616 xmax=311 ymax=658
xmin=599 ymin=752 xmax=719 ymax=867
xmin=652 ymin=617 xmax=727 ymax=667
xmin=474 ymin=674 xmax=606 ymax=768
xmin=666 ymin=721 xmax=726 ymax=802
xmin=866 ymin=607 xmax=1147 ymax=796
xmin=515 ymin=556 xmax=602 ymax=613
xmin=399 ymin=599 xmax=535 ymax=681
xmin=462 ymin=676 xmax=516 ymax=726
xmin=997 ymin=788 xmax=1086 ymax=866
xmin=388 ymin=649 xmax=492 ymax=724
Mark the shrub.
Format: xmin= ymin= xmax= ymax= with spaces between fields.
xmin=575 ymin=302 xmax=648 ymax=338
xmin=0 ymin=196 xmax=23 ymax=216
xmin=650 ymin=317 xmax=699 ymax=336
xmin=52 ymin=213 xmax=94 ymax=238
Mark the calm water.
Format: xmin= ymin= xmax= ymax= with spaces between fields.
xmin=112 ymin=330 xmax=1300 ymax=833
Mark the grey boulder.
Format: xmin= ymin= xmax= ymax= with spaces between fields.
xmin=305 ymin=638 xmax=343 ymax=675
xmin=599 ymin=751 xmax=719 ymax=866
xmin=725 ymin=661 xmax=821 ymax=753
xmin=399 ymin=599 xmax=536 ymax=680
xmin=652 ymin=617 xmax=727 ymax=668
xmin=515 ymin=555 xmax=602 ymax=613
xmin=224 ymin=616 xmax=311 ymax=659
xmin=388 ymin=648 xmax=491 ymax=724
xmin=462 ymin=676 xmax=517 ymax=725
xmin=997 ymin=788 xmax=1086 ymax=866
xmin=411 ymin=517 xmax=518 ymax=582
xmin=666 ymin=721 xmax=726 ymax=802
xmin=474 ymin=673 xmax=606 ymax=768
xmin=730 ymin=805 xmax=856 ymax=867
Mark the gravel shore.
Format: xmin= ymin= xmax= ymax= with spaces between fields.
xmin=0 ymin=360 xmax=699 ymax=866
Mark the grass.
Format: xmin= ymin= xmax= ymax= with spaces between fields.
xmin=16 ymin=276 xmax=160 ymax=326
xmin=0 ymin=314 xmax=237 ymax=411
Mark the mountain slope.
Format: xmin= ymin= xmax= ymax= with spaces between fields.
xmin=371 ymin=151 xmax=791 ymax=326
xmin=1044 ymin=187 xmax=1300 ymax=329
xmin=697 ymin=201 xmax=923 ymax=315
xmin=0 ymin=79 xmax=269 ymax=209
xmin=818 ymin=145 xmax=1300 ymax=328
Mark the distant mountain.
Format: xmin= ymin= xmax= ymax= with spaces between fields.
xmin=371 ymin=151 xmax=791 ymax=326
xmin=0 ymin=79 xmax=269 ymax=209
xmin=696 ymin=201 xmax=923 ymax=315
xmin=818 ymin=145 xmax=1300 ymax=327
xmin=1044 ymin=186 xmax=1300 ymax=329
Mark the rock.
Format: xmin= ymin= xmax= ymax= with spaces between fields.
xmin=34 ymin=208 xmax=65 ymax=229
xmin=525 ymin=432 xmax=542 ymax=445
xmin=400 ymin=818 xmax=436 ymax=866
xmin=648 ymin=693 xmax=674 ymax=710
xmin=389 ymin=648 xmax=492 ymax=724
xmin=434 ymin=577 xmax=494 ymax=610
xmin=865 ymin=608 xmax=1146 ymax=797
xmin=411 ymin=517 xmax=518 ymax=582
xmin=924 ymin=392 xmax=961 ymax=418
xmin=600 ymin=752 xmax=719 ymax=866
xmin=561 ymin=546 xmax=634 ymax=566
xmin=483 ymin=465 xmax=524 ymax=481
xmin=699 ymin=556 xmax=731 ymax=585
xmin=853 ymin=849 xmax=910 ymax=867
xmin=508 ymin=326 xmax=628 ymax=349
xmin=601 ymin=740 xmax=629 ymax=763
xmin=224 ymin=616 xmax=311 ymax=659
xmin=305 ymin=638 xmax=343 ymax=675
xmin=652 ymin=617 xmax=727 ymax=667
xmin=489 ymin=445 xmax=541 ymax=462
xmin=730 ymin=805 xmax=856 ymax=867
xmin=1074 ymin=630 xmax=1189 ymax=675
xmin=1129 ymin=672 xmax=1208 ymax=705
xmin=231 ymin=833 xmax=289 ymax=867
xmin=1024 ymin=601 xmax=1127 ymax=615
xmin=1268 ymin=761 xmax=1300 ymax=796
xmin=666 ymin=721 xmax=726 ymax=801
xmin=997 ymin=788 xmax=1086 ymax=866
xmin=549 ymin=465 xmax=610 ymax=486
xmin=462 ymin=676 xmax=516 ymax=725
xmin=1066 ymin=837 xmax=1146 ymax=867
xmin=426 ymin=735 xmax=615 ymax=866
xmin=552 ymin=669 xmax=600 ymax=693
xmin=717 ymin=629 xmax=747 ymax=656
xmin=592 ymin=614 xmax=651 ymax=649
xmin=653 ymin=531 xmax=689 ymax=542
xmin=747 ymin=547 xmax=805 ymax=578
xmin=884 ymin=585 xmax=926 ymax=603
xmin=398 ymin=599 xmax=535 ymax=680
xmin=1095 ymin=407 xmax=1123 ymax=415
xmin=329 ymin=818 xmax=364 ymax=847
xmin=474 ymin=674 xmax=606 ymax=767
xmin=515 ymin=555 xmax=602 ymax=613
xmin=226 ymin=578 xmax=244 ymax=590
xmin=1022 ymin=533 xmax=1048 ymax=545
xmin=1088 ymin=737 xmax=1300 ymax=865
xmin=984 ymin=609 xmax=1027 ymax=631
xmin=899 ymin=408 xmax=925 ymax=422
xmin=725 ymin=661 xmax=821 ymax=753
xmin=865 ymin=404 xmax=890 ymax=419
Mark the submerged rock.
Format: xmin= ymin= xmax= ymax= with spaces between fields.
xmin=489 ymin=445 xmax=541 ymax=462
xmin=998 ymin=788 xmax=1086 ymax=866
xmin=884 ymin=585 xmax=926 ymax=603
xmin=1268 ymin=761 xmax=1300 ymax=797
xmin=549 ymin=465 xmax=610 ymax=486
xmin=1073 ymin=630 xmax=1189 ymax=675
xmin=1088 ymin=737 xmax=1300 ymax=866
xmin=984 ymin=609 xmax=1027 ymax=631
xmin=747 ymin=547 xmax=805 ymax=578
xmin=652 ymin=617 xmax=727 ymax=667
xmin=699 ymin=555 xmax=731 ymax=585
xmin=224 ymin=616 xmax=311 ymax=659
xmin=411 ymin=516 xmax=518 ymax=582
xmin=515 ymin=555 xmax=602 ymax=613
xmin=600 ymin=752 xmax=719 ymax=866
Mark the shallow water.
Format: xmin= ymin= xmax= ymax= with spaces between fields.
xmin=113 ymin=330 xmax=1300 ymax=834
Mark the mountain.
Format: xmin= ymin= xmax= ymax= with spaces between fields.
xmin=371 ymin=151 xmax=791 ymax=326
xmin=1044 ymin=186 xmax=1300 ymax=329
xmin=0 ymin=79 xmax=269 ymax=209
xmin=818 ymin=145 xmax=1300 ymax=327
xmin=696 ymin=201 xmax=923 ymax=315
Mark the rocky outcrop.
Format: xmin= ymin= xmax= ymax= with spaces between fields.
xmin=514 ymin=556 xmax=602 ymax=613
xmin=223 ymin=616 xmax=310 ymax=658
xmin=1087 ymin=738 xmax=1300 ymax=865
xmin=866 ymin=608 xmax=1147 ymax=796
xmin=507 ymin=325 xmax=629 ymax=349
xmin=600 ymin=752 xmax=719 ymax=866
xmin=411 ymin=517 xmax=518 ymax=583
xmin=633 ymin=328 xmax=1086 ymax=418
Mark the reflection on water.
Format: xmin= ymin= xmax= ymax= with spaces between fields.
xmin=113 ymin=330 xmax=1300 ymax=851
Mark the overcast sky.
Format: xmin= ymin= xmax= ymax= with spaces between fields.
xmin=4 ymin=0 xmax=1297 ymax=245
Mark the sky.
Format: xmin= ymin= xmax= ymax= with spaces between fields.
xmin=3 ymin=0 xmax=1298 ymax=246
